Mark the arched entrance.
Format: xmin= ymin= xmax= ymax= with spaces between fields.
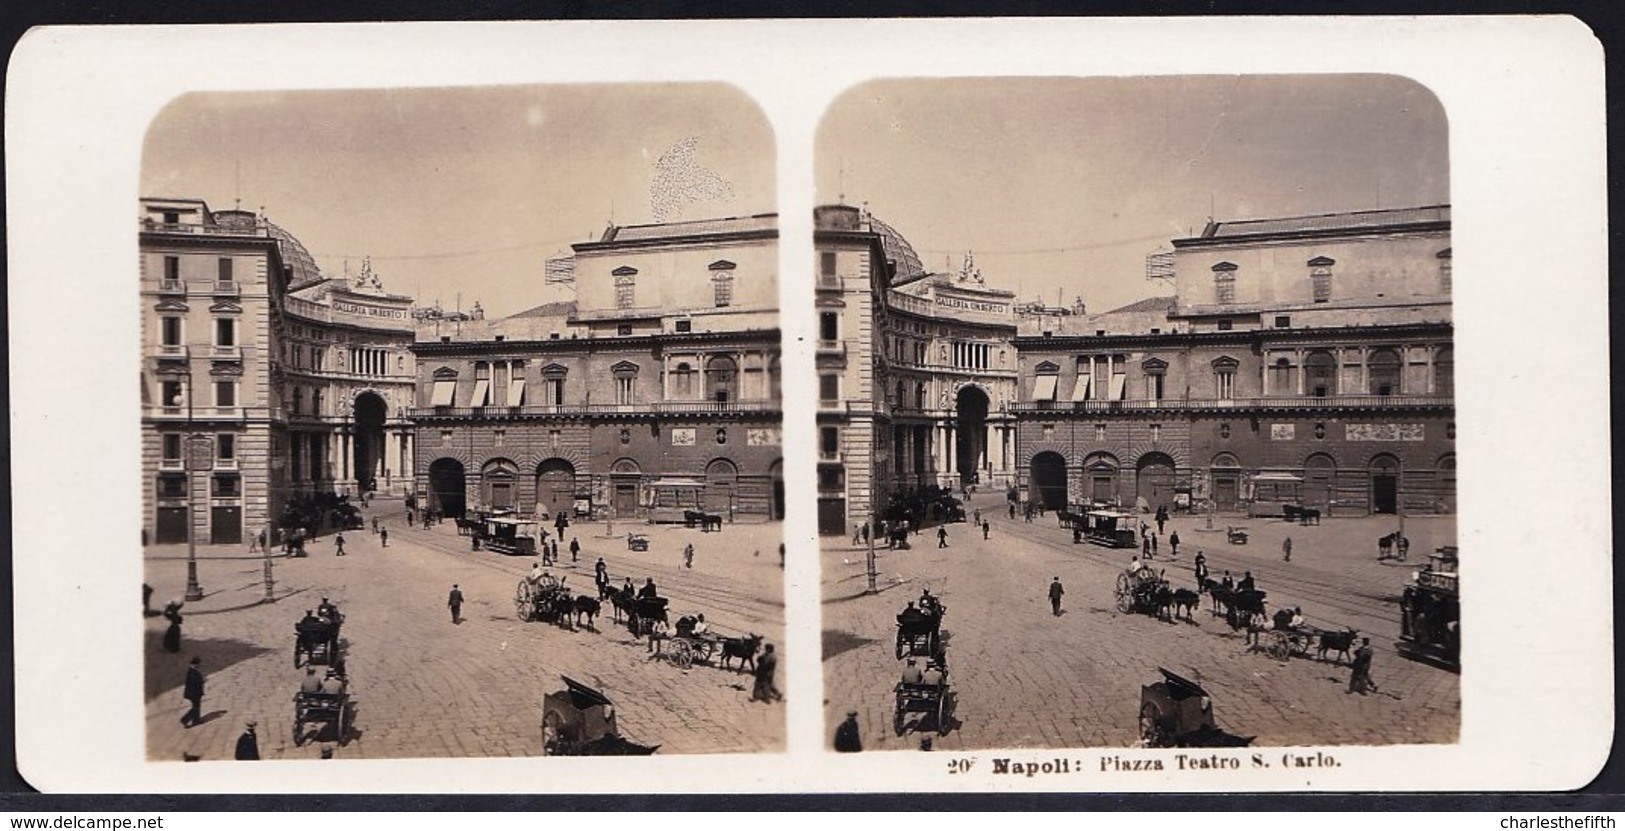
xmin=1030 ymin=451 xmax=1069 ymax=511
xmin=1135 ymin=452 xmax=1177 ymax=509
xmin=770 ymin=459 xmax=785 ymax=520
xmin=353 ymin=392 xmax=388 ymax=491
xmin=1210 ymin=452 xmax=1241 ymax=509
xmin=1304 ymin=453 xmax=1337 ymax=509
xmin=955 ymin=385 xmax=990 ymax=487
xmin=610 ymin=458 xmax=642 ymax=516
xmin=536 ymin=458 xmax=576 ymax=519
xmin=482 ymin=458 xmax=518 ymax=511
xmin=1436 ymin=453 xmax=1456 ymax=513
xmin=1369 ymin=454 xmax=1401 ymax=514
xmin=705 ymin=458 xmax=738 ymax=517
xmin=427 ymin=458 xmax=467 ymax=518
xmin=1083 ymin=452 xmax=1120 ymax=504
xmin=1368 ymin=349 xmax=1402 ymax=396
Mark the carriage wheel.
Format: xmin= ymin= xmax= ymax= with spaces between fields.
xmin=292 ymin=715 xmax=304 ymax=747
xmin=928 ymin=631 xmax=941 ymax=657
xmin=936 ymin=691 xmax=951 ymax=735
xmin=515 ymin=582 xmax=534 ymax=622
xmin=542 ymin=711 xmax=562 ymax=756
xmin=294 ymin=646 xmax=302 ymax=668
xmin=336 ymin=704 xmax=349 ymax=746
xmin=1115 ymin=588 xmax=1134 ymax=614
xmin=895 ymin=631 xmax=907 ymax=660
xmin=1268 ymin=631 xmax=1293 ymax=661
xmin=670 ymin=638 xmax=695 ymax=669
xmin=894 ymin=700 xmax=906 ymax=737
xmin=1116 ymin=572 xmax=1132 ymax=594
xmin=1139 ymin=703 xmax=1165 ymax=747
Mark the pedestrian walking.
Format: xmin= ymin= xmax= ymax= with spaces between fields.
xmin=1142 ymin=536 xmax=1151 ymax=557
xmin=1170 ymin=531 xmax=1181 ymax=558
xmin=982 ymin=519 xmax=990 ymax=540
xmin=751 ymin=643 xmax=781 ymax=702
xmin=1048 ymin=576 xmax=1065 ymax=616
xmin=1008 ymin=503 xmax=1016 ymax=520
xmin=1348 ymin=638 xmax=1375 ymax=695
xmin=852 ymin=524 xmax=863 ymax=545
xmin=1151 ymin=533 xmax=1159 ymax=557
xmin=861 ymin=523 xmax=870 ymax=546
xmin=406 ymin=509 xmax=414 ymax=526
xmin=234 ymin=721 xmax=260 ymax=760
xmin=1193 ymin=551 xmax=1208 ymax=586
xmin=447 ymin=584 xmax=464 ymax=624
xmin=1283 ymin=536 xmax=1293 ymax=563
xmin=371 ymin=517 xmax=379 ymax=535
xmin=595 ymin=557 xmax=609 ymax=589
xmin=247 ymin=529 xmax=261 ymax=554
xmin=778 ymin=542 xmax=785 ymax=568
xmin=162 ymin=599 xmax=184 ymax=653
xmin=180 ymin=657 xmax=205 ymax=728
xmin=936 ymin=526 xmax=948 ymax=548
xmin=555 ymin=513 xmax=569 ymax=541
xmin=569 ymin=536 xmax=581 ymax=563
xmin=334 ymin=532 xmax=346 ymax=556
xmin=834 ymin=711 xmax=862 ymax=752
xmin=1156 ymin=507 xmax=1167 ymax=535
xmin=973 ymin=508 xmax=981 ymax=526
xmin=683 ymin=542 xmax=695 ymax=569
xmin=379 ymin=526 xmax=388 ymax=548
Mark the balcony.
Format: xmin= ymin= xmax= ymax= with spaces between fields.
xmin=817 ymin=275 xmax=843 ymax=291
xmin=1010 ymin=394 xmax=1453 ymax=413
xmin=157 ymin=279 xmax=185 ymax=294
xmin=158 ymin=458 xmax=184 ymax=472
xmin=212 ymin=281 xmax=240 ymax=297
xmin=152 ymin=344 xmax=187 ymax=359
xmin=214 ymin=458 xmax=239 ymax=471
xmin=210 ymin=344 xmax=241 ymax=360
xmin=817 ymin=340 xmax=846 ymax=357
xmin=407 ymin=399 xmax=781 ymax=420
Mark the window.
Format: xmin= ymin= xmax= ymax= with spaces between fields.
xmin=216 ymin=434 xmax=235 ymax=460
xmin=157 ymin=474 xmax=187 ymax=498
xmin=614 ymin=270 xmax=636 ymax=309
xmin=675 ymin=319 xmax=692 ymax=333
xmin=1274 ymin=315 xmax=1291 ymax=328
xmin=1308 ymin=257 xmax=1335 ymax=303
xmin=1150 ymin=424 xmax=1161 ymax=442
xmin=493 ymin=430 xmax=505 ymax=448
xmin=617 ymin=323 xmax=633 ymax=337
xmin=706 ymin=356 xmax=738 ymax=403
xmin=161 ymin=317 xmax=182 ymax=346
xmin=218 ymin=258 xmax=234 ymax=284
xmin=674 ymin=362 xmax=695 ymax=398
xmin=1217 ymin=319 xmax=1233 ymax=331
xmin=1314 ymin=422 xmax=1327 ymax=439
xmin=291 ymin=387 xmax=303 ymax=414
xmin=162 ymin=434 xmax=182 ymax=461
xmin=1437 ymin=249 xmax=1453 ymax=293
xmin=213 ymin=474 xmax=241 ymax=497
xmin=712 ymin=272 xmax=733 ymax=307
xmin=161 ymin=380 xmax=184 ymax=407
xmin=819 ymin=251 xmax=838 ymax=286
xmin=430 ymin=379 xmax=457 ymax=408
xmin=820 ymin=427 xmax=840 ymax=459
xmin=164 ymin=256 xmax=179 ymax=282
xmin=1213 ymin=357 xmax=1238 ymax=400
xmin=819 ymin=373 xmax=840 ymax=403
xmin=1304 ymin=351 xmax=1338 ymax=397
xmin=163 ymin=211 xmax=180 ymax=225
xmin=312 ymin=390 xmax=322 ymax=415
xmin=1212 ymin=262 xmax=1237 ymax=304
xmin=542 ymin=365 xmax=567 ymax=407
xmin=1270 ymin=357 xmax=1294 ymax=395
xmin=1042 ymin=424 xmax=1055 ymax=441
xmin=440 ymin=429 xmax=453 ymax=445
xmin=817 ymin=465 xmax=845 ymax=491
xmin=215 ymin=318 xmax=236 ymax=347
xmin=1447 ymin=422 xmax=1456 ymax=440
xmin=214 ymin=380 xmax=236 ymax=407
xmin=1219 ymin=422 xmax=1231 ymax=439
xmin=820 ymin=312 xmax=839 ymax=343
xmin=615 ymin=375 xmax=636 ymax=406
xmin=1434 ymin=347 xmax=1454 ymax=396
xmin=1095 ymin=424 xmax=1106 ymax=441
xmin=1146 ymin=373 xmax=1164 ymax=402
xmin=1368 ymin=349 xmax=1402 ymax=396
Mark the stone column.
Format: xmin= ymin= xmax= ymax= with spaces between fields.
xmin=1295 ymin=349 xmax=1306 ymax=395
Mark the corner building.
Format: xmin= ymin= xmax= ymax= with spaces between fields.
xmin=814 ymin=205 xmax=1020 ymax=535
xmin=410 ymin=214 xmax=783 ymax=523
xmin=1013 ymin=206 xmax=1454 ymax=516
xmin=140 ymin=198 xmax=417 ymax=546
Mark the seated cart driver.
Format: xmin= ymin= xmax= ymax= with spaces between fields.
xmin=896 ymin=602 xmax=927 ymax=627
xmin=919 ymin=588 xmax=941 ymax=617
xmin=319 ymin=667 xmax=347 ymax=696
xmin=1273 ymin=608 xmax=1295 ymax=631
xmin=1289 ymin=607 xmax=1306 ymax=629
xmin=296 ymin=610 xmax=326 ymax=649
xmin=691 ymin=614 xmax=710 ymax=637
xmin=920 ymin=659 xmax=947 ymax=688
xmin=317 ymin=597 xmax=339 ymax=622
xmin=528 ymin=562 xmax=547 ymax=585
xmin=900 ymin=658 xmax=924 ymax=685
xmin=638 ymin=578 xmax=659 ymax=600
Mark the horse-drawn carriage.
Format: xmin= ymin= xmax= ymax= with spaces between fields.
xmin=540 ymin=676 xmax=659 ymax=756
xmin=1226 ymin=525 xmax=1249 ymax=545
xmin=294 ymin=609 xmax=343 ymax=668
xmin=293 ymin=674 xmax=351 ymax=747
xmin=1260 ymin=614 xmax=1358 ymax=664
xmin=1138 ymin=667 xmax=1250 ymax=748
xmin=895 ymin=600 xmax=946 ymax=660
xmin=894 ymin=665 xmax=953 ymax=735
xmin=1399 ymin=546 xmax=1460 ymax=668
xmin=515 ymin=573 xmax=576 ymax=625
xmin=626 ymin=532 xmax=650 ymax=552
xmin=1114 ymin=565 xmax=1169 ymax=616
xmin=627 ymin=595 xmax=670 ymax=637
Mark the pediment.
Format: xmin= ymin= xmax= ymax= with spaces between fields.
xmin=1210 ymin=355 xmax=1240 ymax=370
xmin=208 ymin=301 xmax=244 ymax=314
xmin=610 ymin=360 xmax=640 ymax=375
xmin=154 ymin=300 xmax=190 ymax=313
xmin=1210 ymin=261 xmax=1239 ymax=273
xmin=708 ymin=260 xmax=737 ymax=271
xmin=432 ymin=366 xmax=459 ymax=380
xmin=1306 ymin=256 xmax=1336 ymax=267
xmin=1034 ymin=360 xmax=1061 ymax=374
xmin=611 ymin=265 xmax=639 ymax=277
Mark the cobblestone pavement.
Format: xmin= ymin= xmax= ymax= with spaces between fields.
xmin=821 ymin=495 xmax=1459 ymax=751
xmin=145 ymin=500 xmax=785 ymax=761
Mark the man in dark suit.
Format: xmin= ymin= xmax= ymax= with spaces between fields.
xmin=180 ymin=657 xmax=205 ymax=728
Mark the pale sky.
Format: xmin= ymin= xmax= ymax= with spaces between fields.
xmin=816 ymin=75 xmax=1449 ymax=313
xmin=142 ymin=84 xmax=776 ymax=318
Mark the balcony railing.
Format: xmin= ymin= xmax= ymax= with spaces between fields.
xmin=1011 ymin=394 xmax=1453 ymax=413
xmin=211 ymin=344 xmax=241 ymax=360
xmin=212 ymin=281 xmax=240 ymax=296
xmin=141 ymin=218 xmax=269 ymax=238
xmin=817 ymin=340 xmax=846 ymax=356
xmin=408 ymin=400 xmax=781 ymax=419
xmin=157 ymin=279 xmax=185 ymax=294
xmin=158 ymin=458 xmax=184 ymax=471
xmin=153 ymin=344 xmax=186 ymax=359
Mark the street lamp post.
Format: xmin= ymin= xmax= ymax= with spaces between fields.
xmin=865 ymin=516 xmax=878 ymax=594
xmin=183 ymin=364 xmax=206 ymax=601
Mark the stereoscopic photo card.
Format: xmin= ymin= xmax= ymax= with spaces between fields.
xmin=6 ymin=17 xmax=1610 ymax=794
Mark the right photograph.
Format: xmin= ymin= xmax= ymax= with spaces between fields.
xmin=815 ymin=76 xmax=1458 ymax=752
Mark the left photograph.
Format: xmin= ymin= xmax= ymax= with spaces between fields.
xmin=138 ymin=84 xmax=785 ymax=761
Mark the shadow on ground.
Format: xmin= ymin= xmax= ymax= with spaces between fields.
xmin=822 ymin=629 xmax=876 ymax=662
xmin=145 ymin=630 xmax=276 ymax=701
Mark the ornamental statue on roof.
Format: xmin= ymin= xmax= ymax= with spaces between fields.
xmin=352 ymin=256 xmax=385 ymax=295
xmin=958 ymin=251 xmax=983 ymax=285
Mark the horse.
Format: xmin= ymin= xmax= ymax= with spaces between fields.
xmin=1378 ymin=532 xmax=1399 ymax=559
xmin=609 ymin=587 xmax=636 ymax=624
xmin=701 ymin=513 xmax=723 ymax=532
xmin=719 ymin=633 xmax=763 ymax=673
xmin=1317 ymin=628 xmax=1360 ymax=664
xmin=571 ymin=596 xmax=601 ymax=630
xmin=1170 ymin=588 xmax=1201 ymax=621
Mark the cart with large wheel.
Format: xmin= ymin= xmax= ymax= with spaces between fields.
xmin=1114 ymin=566 xmax=1169 ymax=616
xmin=293 ymin=614 xmax=342 ymax=668
xmin=1138 ymin=667 xmax=1250 ymax=748
xmin=540 ymin=675 xmax=659 ymax=756
xmin=293 ymin=686 xmax=351 ymax=747
xmin=894 ymin=676 xmax=952 ymax=736
xmin=655 ymin=615 xmax=722 ymax=669
xmin=627 ymin=596 xmax=670 ymax=637
xmin=514 ymin=573 xmax=575 ymax=625
xmin=894 ymin=605 xmax=944 ymax=660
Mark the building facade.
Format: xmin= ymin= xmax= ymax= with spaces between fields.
xmin=1012 ymin=205 xmax=1454 ymax=516
xmin=140 ymin=198 xmax=418 ymax=547
xmin=410 ymin=214 xmax=783 ymax=523
xmin=814 ymin=205 xmax=1022 ymax=535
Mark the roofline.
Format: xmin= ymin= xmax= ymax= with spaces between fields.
xmin=1171 ymin=205 xmax=1452 ymax=248
xmin=1012 ymin=320 xmax=1453 ymax=349
xmin=412 ymin=328 xmax=782 ymax=356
